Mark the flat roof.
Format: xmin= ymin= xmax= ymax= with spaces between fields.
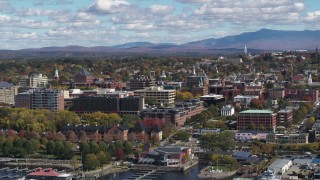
xmin=240 ymin=110 xmax=274 ymax=114
xmin=269 ymin=159 xmax=292 ymax=169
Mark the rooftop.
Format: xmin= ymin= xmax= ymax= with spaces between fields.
xmin=240 ymin=110 xmax=274 ymax=114
xmin=0 ymin=82 xmax=14 ymax=88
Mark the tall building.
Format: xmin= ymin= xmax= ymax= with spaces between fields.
xmin=237 ymin=110 xmax=277 ymax=131
xmin=129 ymin=75 xmax=155 ymax=90
xmin=133 ymin=87 xmax=176 ymax=106
xmin=15 ymin=89 xmax=64 ymax=111
xmin=18 ymin=73 xmax=48 ymax=88
xmin=0 ymin=82 xmax=18 ymax=105
xmin=276 ymin=109 xmax=293 ymax=127
xmin=72 ymin=96 xmax=144 ymax=115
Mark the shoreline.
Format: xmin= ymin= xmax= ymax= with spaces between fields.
xmin=198 ymin=166 xmax=238 ymax=179
xmin=80 ymin=165 xmax=130 ymax=178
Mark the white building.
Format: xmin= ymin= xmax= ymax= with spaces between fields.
xmin=133 ymin=87 xmax=176 ymax=106
xmin=220 ymin=105 xmax=235 ymax=116
xmin=0 ymin=82 xmax=18 ymax=105
xmin=234 ymin=95 xmax=259 ymax=106
xmin=268 ymin=159 xmax=292 ymax=175
xmin=18 ymin=73 xmax=48 ymax=88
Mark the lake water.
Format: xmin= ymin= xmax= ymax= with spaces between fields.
xmin=102 ymin=165 xmax=234 ymax=180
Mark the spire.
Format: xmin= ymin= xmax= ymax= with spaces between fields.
xmin=316 ymin=46 xmax=319 ymax=54
xmin=308 ymin=73 xmax=312 ymax=84
xmin=54 ymin=67 xmax=59 ymax=81
xmin=244 ymin=45 xmax=248 ymax=55
xmin=192 ymin=65 xmax=196 ymax=76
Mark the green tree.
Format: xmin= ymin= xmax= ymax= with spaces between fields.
xmin=90 ymin=142 xmax=100 ymax=154
xmin=145 ymin=97 xmax=158 ymax=106
xmin=83 ymin=154 xmax=100 ymax=171
xmin=46 ymin=141 xmax=56 ymax=154
xmin=175 ymin=130 xmax=191 ymax=141
xmin=80 ymin=142 xmax=91 ymax=155
xmin=123 ymin=141 xmax=133 ymax=155
xmin=97 ymin=151 xmax=109 ymax=165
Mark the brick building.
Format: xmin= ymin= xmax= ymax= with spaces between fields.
xmin=141 ymin=99 xmax=204 ymax=127
xmin=73 ymin=68 xmax=94 ymax=85
xmin=237 ymin=110 xmax=277 ymax=130
xmin=276 ymin=109 xmax=293 ymax=126
xmin=285 ymin=89 xmax=319 ymax=103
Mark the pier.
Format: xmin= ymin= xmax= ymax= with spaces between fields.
xmin=124 ymin=169 xmax=168 ymax=180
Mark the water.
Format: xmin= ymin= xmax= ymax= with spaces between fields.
xmin=102 ymin=165 xmax=211 ymax=180
xmin=0 ymin=168 xmax=28 ymax=179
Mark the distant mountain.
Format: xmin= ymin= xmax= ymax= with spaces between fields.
xmin=112 ymin=42 xmax=154 ymax=49
xmin=184 ymin=29 xmax=320 ymax=50
xmin=13 ymin=29 xmax=320 ymax=56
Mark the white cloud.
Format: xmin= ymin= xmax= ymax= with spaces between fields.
xmin=16 ymin=32 xmax=38 ymax=39
xmin=305 ymin=11 xmax=320 ymax=21
xmin=15 ymin=8 xmax=68 ymax=17
xmin=86 ymin=0 xmax=130 ymax=14
xmin=149 ymin=5 xmax=174 ymax=14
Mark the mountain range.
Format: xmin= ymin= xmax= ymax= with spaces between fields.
xmin=2 ymin=29 xmax=320 ymax=56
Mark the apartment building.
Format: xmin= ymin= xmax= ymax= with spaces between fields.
xmin=0 ymin=82 xmax=18 ymax=105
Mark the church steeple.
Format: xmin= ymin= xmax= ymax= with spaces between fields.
xmin=244 ymin=45 xmax=248 ymax=55
xmin=192 ymin=65 xmax=196 ymax=76
xmin=54 ymin=67 xmax=59 ymax=81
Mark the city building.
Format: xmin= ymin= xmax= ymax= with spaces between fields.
xmin=128 ymin=122 xmax=162 ymax=142
xmin=18 ymin=73 xmax=48 ymax=88
xmin=220 ymin=105 xmax=235 ymax=116
xmin=129 ymin=75 xmax=155 ymax=90
xmin=237 ymin=110 xmax=277 ymax=130
xmin=200 ymin=94 xmax=225 ymax=106
xmin=268 ymin=88 xmax=285 ymax=99
xmin=134 ymin=87 xmax=176 ymax=106
xmin=61 ymin=123 xmax=162 ymax=143
xmin=191 ymin=86 xmax=208 ymax=96
xmin=266 ymin=133 xmax=309 ymax=144
xmin=73 ymin=68 xmax=94 ymax=85
xmin=141 ymin=99 xmax=204 ymax=127
xmin=72 ymin=96 xmax=144 ymax=115
xmin=276 ymin=109 xmax=293 ymax=126
xmin=186 ymin=66 xmax=209 ymax=88
xmin=139 ymin=146 xmax=191 ymax=166
xmin=268 ymin=159 xmax=292 ymax=175
xmin=25 ymin=168 xmax=73 ymax=180
xmin=285 ymin=89 xmax=319 ymax=103
xmin=234 ymin=131 xmax=269 ymax=141
xmin=15 ymin=89 xmax=64 ymax=111
xmin=0 ymin=82 xmax=18 ymax=105
xmin=234 ymin=95 xmax=259 ymax=106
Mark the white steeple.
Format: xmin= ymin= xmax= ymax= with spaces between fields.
xmin=308 ymin=73 xmax=313 ymax=84
xmin=54 ymin=67 xmax=59 ymax=81
xmin=192 ymin=65 xmax=196 ymax=76
xmin=244 ymin=45 xmax=248 ymax=55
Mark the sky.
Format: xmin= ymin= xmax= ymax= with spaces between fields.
xmin=0 ymin=0 xmax=319 ymax=49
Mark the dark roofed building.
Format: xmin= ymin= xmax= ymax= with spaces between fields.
xmin=73 ymin=68 xmax=94 ymax=84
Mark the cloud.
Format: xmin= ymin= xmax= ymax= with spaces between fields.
xmin=192 ymin=0 xmax=306 ymax=25
xmin=86 ymin=0 xmax=130 ymax=14
xmin=15 ymin=8 xmax=68 ymax=17
xmin=16 ymin=32 xmax=38 ymax=39
xmin=149 ymin=5 xmax=174 ymax=14
xmin=33 ymin=0 xmax=74 ymax=6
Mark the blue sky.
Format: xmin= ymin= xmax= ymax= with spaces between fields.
xmin=0 ymin=0 xmax=319 ymax=49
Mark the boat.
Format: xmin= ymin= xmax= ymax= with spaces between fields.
xmin=24 ymin=167 xmax=73 ymax=180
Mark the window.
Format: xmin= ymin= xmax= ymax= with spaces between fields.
xmin=114 ymin=130 xmax=118 ymax=134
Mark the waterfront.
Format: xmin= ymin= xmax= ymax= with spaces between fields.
xmin=102 ymin=165 xmax=235 ymax=180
